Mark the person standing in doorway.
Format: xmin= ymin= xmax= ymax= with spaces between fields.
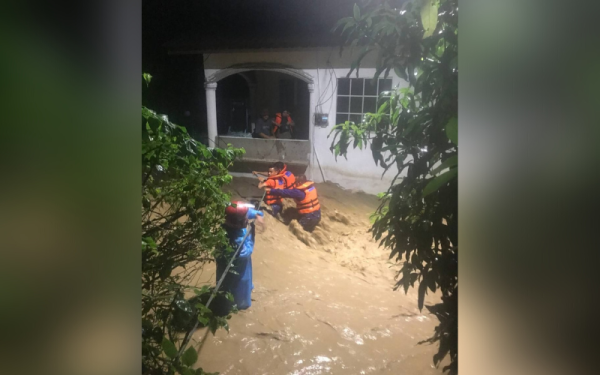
xmin=252 ymin=109 xmax=274 ymax=139
xmin=272 ymin=110 xmax=294 ymax=139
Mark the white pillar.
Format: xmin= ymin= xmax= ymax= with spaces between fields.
xmin=307 ymin=83 xmax=317 ymax=181
xmin=205 ymin=82 xmax=218 ymax=147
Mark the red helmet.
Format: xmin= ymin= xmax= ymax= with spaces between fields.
xmin=224 ymin=201 xmax=250 ymax=229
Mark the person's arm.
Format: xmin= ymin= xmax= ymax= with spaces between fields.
xmin=286 ymin=116 xmax=295 ymax=136
xmin=247 ymin=208 xmax=264 ymax=219
xmin=254 ymin=214 xmax=266 ymax=233
xmin=267 ymin=188 xmax=305 ymax=200
xmin=248 ymin=207 xmax=265 ymax=233
xmin=259 ymin=122 xmax=273 ymax=138
xmin=258 ymin=178 xmax=274 ymax=189
xmin=271 ymin=119 xmax=280 ymax=135
xmin=253 ymin=120 xmax=272 ymax=139
xmin=240 ymin=209 xmax=264 ymax=256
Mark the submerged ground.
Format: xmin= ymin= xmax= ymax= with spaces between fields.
xmin=188 ymin=177 xmax=444 ymax=374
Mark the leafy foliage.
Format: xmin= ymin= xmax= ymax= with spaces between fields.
xmin=142 ymin=75 xmax=244 ymax=375
xmin=331 ymin=0 xmax=457 ymax=373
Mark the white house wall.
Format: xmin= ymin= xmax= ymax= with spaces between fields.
xmin=204 ymin=48 xmax=410 ymax=195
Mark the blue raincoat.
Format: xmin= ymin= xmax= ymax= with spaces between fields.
xmin=216 ymin=208 xmax=263 ymax=310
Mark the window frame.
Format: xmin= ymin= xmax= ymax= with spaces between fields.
xmin=335 ymin=78 xmax=393 ymax=125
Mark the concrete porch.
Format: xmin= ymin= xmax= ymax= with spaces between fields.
xmin=218 ymin=136 xmax=310 ymax=176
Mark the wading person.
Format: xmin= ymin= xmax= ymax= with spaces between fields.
xmin=254 ymin=162 xmax=296 ymax=217
xmin=217 ymin=201 xmax=265 ymax=310
xmin=265 ymin=174 xmax=321 ymax=231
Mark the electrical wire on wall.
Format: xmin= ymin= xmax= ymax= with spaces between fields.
xmin=316 ymin=68 xmax=337 ymax=116
xmin=314 ymin=47 xmax=338 ymax=123
xmin=321 ymin=64 xmax=338 ymax=116
xmin=315 ymin=52 xmax=321 ymax=113
xmin=315 ymin=65 xmax=332 ymax=110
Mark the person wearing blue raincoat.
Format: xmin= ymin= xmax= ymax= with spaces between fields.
xmin=216 ymin=201 xmax=265 ymax=310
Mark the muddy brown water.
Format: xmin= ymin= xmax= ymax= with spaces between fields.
xmin=186 ymin=178 xmax=445 ymax=374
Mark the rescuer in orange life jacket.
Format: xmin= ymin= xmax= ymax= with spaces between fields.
xmin=264 ymin=174 xmax=321 ymax=231
xmin=253 ymin=162 xmax=296 ymax=217
xmin=272 ymin=110 xmax=294 ymax=139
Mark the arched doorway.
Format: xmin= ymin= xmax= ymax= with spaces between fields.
xmin=215 ymin=74 xmax=251 ymax=136
xmin=214 ymin=71 xmax=310 ymax=140
xmin=204 ymin=63 xmax=316 ymax=147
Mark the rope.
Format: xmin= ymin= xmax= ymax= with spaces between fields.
xmin=175 ymin=224 xmax=252 ymax=359
xmin=257 ymin=188 xmax=267 ymax=209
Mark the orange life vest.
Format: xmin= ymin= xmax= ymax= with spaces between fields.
xmin=264 ymin=177 xmax=285 ymax=205
xmin=294 ymin=181 xmax=320 ymax=215
xmin=272 ymin=164 xmax=296 ymax=189
xmin=273 ymin=113 xmax=293 ymax=134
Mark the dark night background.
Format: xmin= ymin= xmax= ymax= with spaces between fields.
xmin=142 ymin=0 xmax=372 ymax=137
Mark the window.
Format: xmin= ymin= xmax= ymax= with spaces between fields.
xmin=336 ymin=78 xmax=392 ymax=125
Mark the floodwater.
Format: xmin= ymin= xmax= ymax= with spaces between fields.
xmin=188 ymin=179 xmax=445 ymax=374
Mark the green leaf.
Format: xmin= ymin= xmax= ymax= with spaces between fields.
xmin=427 ymin=272 xmax=437 ymax=293
xmin=377 ymin=101 xmax=389 ymax=114
xmin=182 ymin=346 xmax=199 ymax=366
xmin=143 ymin=236 xmax=157 ymax=250
xmin=351 ymin=47 xmax=374 ymax=76
xmin=143 ymin=73 xmax=152 ymax=87
xmin=445 ymin=117 xmax=458 ymax=145
xmin=349 ymin=60 xmax=358 ymax=77
xmin=142 ymin=106 xmax=155 ymax=120
xmin=423 ymin=168 xmax=457 ymax=197
xmin=383 ymin=66 xmax=392 ymax=79
xmin=402 ymin=268 xmax=411 ymax=294
xmin=418 ymin=276 xmax=428 ymax=311
xmin=181 ymin=369 xmax=195 ymax=375
xmin=331 ymin=17 xmax=354 ymax=32
xmin=161 ymin=338 xmax=178 ymax=359
xmin=373 ymin=65 xmax=385 ymax=82
xmin=195 ymin=303 xmax=212 ymax=315
xmin=394 ymin=66 xmax=408 ymax=81
xmin=159 ymin=260 xmax=173 ymax=280
xmin=420 ymin=0 xmax=439 ymax=38
xmin=193 ymin=285 xmax=210 ymax=295
xmin=353 ymin=4 xmax=360 ymax=20
xmin=342 ymin=21 xmax=355 ymax=34
xmin=431 ymin=155 xmax=457 ymax=175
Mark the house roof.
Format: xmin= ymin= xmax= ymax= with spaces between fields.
xmin=166 ymin=33 xmax=345 ymax=54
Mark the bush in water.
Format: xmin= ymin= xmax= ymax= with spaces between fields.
xmin=142 ymin=73 xmax=244 ymax=375
xmin=330 ymin=1 xmax=458 ymax=373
